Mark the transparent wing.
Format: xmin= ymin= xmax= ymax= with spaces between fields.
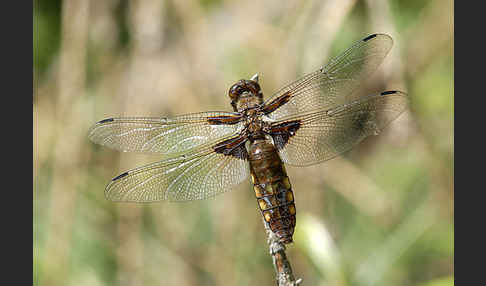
xmin=265 ymin=34 xmax=394 ymax=120
xmin=272 ymin=91 xmax=407 ymax=166
xmin=105 ymin=137 xmax=250 ymax=202
xmin=88 ymin=112 xmax=244 ymax=155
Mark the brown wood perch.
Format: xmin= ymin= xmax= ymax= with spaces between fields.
xmin=265 ymin=222 xmax=303 ymax=285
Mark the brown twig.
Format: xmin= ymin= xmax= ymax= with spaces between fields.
xmin=265 ymin=222 xmax=302 ymax=286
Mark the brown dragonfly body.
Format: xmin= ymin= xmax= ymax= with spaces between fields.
xmin=249 ymin=138 xmax=296 ymax=243
xmin=89 ymin=34 xmax=408 ymax=244
xmin=219 ymin=77 xmax=297 ymax=243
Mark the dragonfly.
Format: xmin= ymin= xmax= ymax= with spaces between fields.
xmin=89 ymin=33 xmax=407 ymax=244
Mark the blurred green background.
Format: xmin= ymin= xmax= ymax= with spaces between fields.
xmin=33 ymin=0 xmax=453 ymax=285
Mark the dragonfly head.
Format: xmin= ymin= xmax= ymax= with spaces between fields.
xmin=228 ymin=75 xmax=263 ymax=112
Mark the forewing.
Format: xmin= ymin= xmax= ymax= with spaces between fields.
xmin=88 ymin=112 xmax=244 ymax=155
xmin=270 ymin=91 xmax=407 ymax=166
xmin=265 ymin=34 xmax=393 ymax=120
xmin=105 ymin=136 xmax=250 ymax=202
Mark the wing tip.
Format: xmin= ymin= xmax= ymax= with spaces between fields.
xmin=88 ymin=118 xmax=114 ymax=142
xmin=104 ymin=173 xmax=128 ymax=201
xmin=362 ymin=33 xmax=393 ymax=47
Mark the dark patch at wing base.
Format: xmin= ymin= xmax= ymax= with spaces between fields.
xmin=207 ymin=114 xmax=243 ymax=125
xmin=269 ymin=120 xmax=301 ymax=150
xmin=352 ymin=111 xmax=373 ymax=133
xmin=262 ymin=91 xmax=292 ymax=115
xmin=212 ymin=135 xmax=249 ymax=160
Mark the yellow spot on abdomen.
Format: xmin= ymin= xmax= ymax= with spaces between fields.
xmin=286 ymin=190 xmax=294 ymax=202
xmin=258 ymin=199 xmax=267 ymax=210
xmin=254 ymin=185 xmax=263 ymax=198
xmin=282 ymin=177 xmax=291 ymax=189
xmin=251 ymin=174 xmax=256 ymax=184
xmin=264 ymin=211 xmax=272 ymax=222
xmin=288 ymin=204 xmax=296 ymax=215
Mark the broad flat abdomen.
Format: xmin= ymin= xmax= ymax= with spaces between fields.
xmin=248 ymin=138 xmax=296 ymax=244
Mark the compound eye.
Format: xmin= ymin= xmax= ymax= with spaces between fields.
xmin=228 ymin=84 xmax=244 ymax=100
